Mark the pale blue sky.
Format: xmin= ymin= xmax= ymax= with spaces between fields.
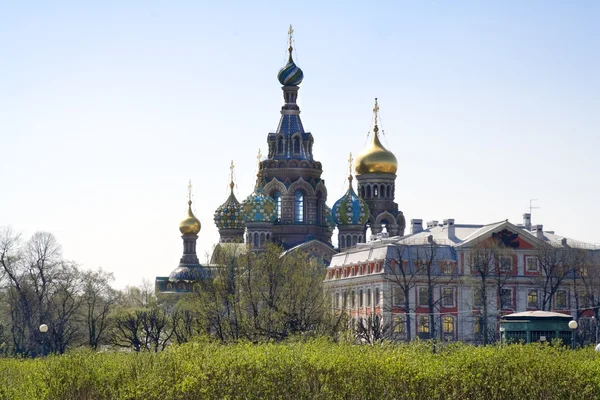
xmin=1 ymin=1 xmax=599 ymax=287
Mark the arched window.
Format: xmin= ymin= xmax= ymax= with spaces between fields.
xmin=360 ymin=186 xmax=365 ymax=198
xmin=294 ymin=191 xmax=304 ymax=223
xmin=277 ymin=137 xmax=284 ymax=154
xmin=260 ymin=232 xmax=265 ymax=247
xmin=253 ymin=232 xmax=259 ymax=248
xmin=273 ymin=191 xmax=282 ymax=221
xmin=340 ymin=235 xmax=346 ymax=249
xmin=380 ymin=184 xmax=385 ymax=199
xmin=373 ymin=185 xmax=378 ymax=198
xmin=293 ymin=137 xmax=300 ymax=154
xmin=387 ymin=185 xmax=391 ymax=198
xmin=366 ymin=185 xmax=371 ymax=198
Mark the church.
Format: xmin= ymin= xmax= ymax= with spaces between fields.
xmin=154 ymin=29 xmax=600 ymax=345
xmin=155 ymin=27 xmax=405 ymax=295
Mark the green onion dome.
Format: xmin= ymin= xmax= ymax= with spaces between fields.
xmin=332 ymin=176 xmax=370 ymax=226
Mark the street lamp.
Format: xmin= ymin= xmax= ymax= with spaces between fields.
xmin=39 ymin=324 xmax=48 ymax=356
xmin=568 ymin=320 xmax=578 ymax=350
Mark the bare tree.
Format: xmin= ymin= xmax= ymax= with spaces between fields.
xmin=535 ymin=243 xmax=575 ymax=311
xmin=81 ymin=268 xmax=118 ymax=349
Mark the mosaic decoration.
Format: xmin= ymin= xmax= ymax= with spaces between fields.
xmin=325 ymin=205 xmax=336 ymax=232
xmin=241 ymin=187 xmax=278 ymax=223
xmin=332 ymin=184 xmax=370 ymax=226
xmin=214 ymin=192 xmax=245 ymax=230
xmin=492 ymin=229 xmax=520 ymax=249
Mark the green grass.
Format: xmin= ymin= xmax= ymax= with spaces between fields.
xmin=1 ymin=339 xmax=599 ymax=399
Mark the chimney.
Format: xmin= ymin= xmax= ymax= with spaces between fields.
xmin=523 ymin=213 xmax=532 ymax=230
xmin=443 ymin=218 xmax=456 ymax=239
xmin=534 ymin=224 xmax=544 ymax=240
xmin=411 ymin=219 xmax=423 ymax=234
xmin=426 ymin=220 xmax=439 ymax=229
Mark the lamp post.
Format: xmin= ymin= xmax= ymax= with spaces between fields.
xmin=499 ymin=326 xmax=505 ymax=346
xmin=568 ymin=320 xmax=578 ymax=350
xmin=39 ymin=324 xmax=48 ymax=356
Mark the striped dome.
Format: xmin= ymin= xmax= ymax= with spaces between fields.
xmin=277 ymin=57 xmax=304 ymax=86
xmin=332 ymin=179 xmax=370 ymax=226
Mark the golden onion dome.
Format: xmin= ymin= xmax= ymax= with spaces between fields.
xmin=179 ymin=200 xmax=201 ymax=235
xmin=354 ymin=130 xmax=398 ymax=175
xmin=354 ymin=98 xmax=398 ymax=175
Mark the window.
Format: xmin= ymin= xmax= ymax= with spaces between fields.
xmin=351 ymin=290 xmax=355 ymax=308
xmin=418 ymin=316 xmax=429 ymax=333
xmin=293 ymin=137 xmax=300 ymax=154
xmin=272 ymin=191 xmax=282 ymax=221
xmin=418 ymin=287 xmax=428 ymax=307
xmin=393 ymin=287 xmax=405 ymax=306
xmin=359 ymin=290 xmax=364 ymax=307
xmin=442 ymin=262 xmax=454 ymax=275
xmin=374 ymin=288 xmax=380 ymax=307
xmin=394 ymin=316 xmax=406 ymax=333
xmin=373 ymin=186 xmax=378 ymax=197
xmin=500 ymin=288 xmax=513 ymax=309
xmin=527 ymin=290 xmax=538 ymax=309
xmin=294 ymin=191 xmax=304 ymax=223
xmin=555 ymin=290 xmax=567 ymax=309
xmin=367 ymin=289 xmax=372 ymax=307
xmin=578 ymin=290 xmax=590 ymax=308
xmin=526 ymin=257 xmax=538 ymax=272
xmin=473 ymin=289 xmax=482 ymax=308
xmin=473 ymin=318 xmax=481 ymax=334
xmin=499 ymin=256 xmax=513 ymax=273
xmin=442 ymin=287 xmax=455 ymax=307
xmin=443 ymin=316 xmax=454 ymax=334
xmin=335 ymin=293 xmax=341 ymax=309
xmin=277 ymin=137 xmax=284 ymax=153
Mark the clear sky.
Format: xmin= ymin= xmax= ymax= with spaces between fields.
xmin=1 ymin=1 xmax=599 ymax=287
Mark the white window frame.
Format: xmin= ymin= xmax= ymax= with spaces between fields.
xmin=500 ymin=287 xmax=513 ymax=310
xmin=555 ymin=289 xmax=568 ymax=309
xmin=526 ymin=256 xmax=538 ymax=272
xmin=441 ymin=287 xmax=455 ymax=308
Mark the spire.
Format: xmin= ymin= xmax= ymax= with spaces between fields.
xmin=187 ymin=179 xmax=193 ymax=206
xmin=347 ymin=152 xmax=354 ymax=187
xmin=373 ymin=98 xmax=380 ymax=134
xmin=287 ymin=24 xmax=294 ymax=61
xmin=254 ymin=149 xmax=263 ymax=190
xmin=229 ymin=160 xmax=235 ymax=193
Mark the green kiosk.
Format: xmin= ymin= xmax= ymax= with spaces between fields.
xmin=500 ymin=311 xmax=574 ymax=345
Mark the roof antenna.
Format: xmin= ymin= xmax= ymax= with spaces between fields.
xmin=529 ymin=199 xmax=540 ymax=223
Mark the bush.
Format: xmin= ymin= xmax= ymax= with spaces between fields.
xmin=1 ymin=340 xmax=599 ymax=399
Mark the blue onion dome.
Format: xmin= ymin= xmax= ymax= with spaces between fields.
xmin=169 ymin=265 xmax=210 ymax=281
xmin=241 ymin=176 xmax=278 ymax=223
xmin=325 ymin=205 xmax=336 ymax=232
xmin=332 ymin=176 xmax=370 ymax=226
xmin=277 ymin=52 xmax=304 ymax=86
xmin=179 ymin=200 xmax=201 ymax=235
xmin=214 ymin=182 xmax=245 ymax=230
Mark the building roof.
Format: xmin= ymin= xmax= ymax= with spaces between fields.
xmin=502 ymin=311 xmax=573 ymax=319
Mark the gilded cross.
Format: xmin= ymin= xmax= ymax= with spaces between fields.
xmin=348 ymin=152 xmax=353 ymax=176
xmin=288 ymin=25 xmax=294 ymax=52
xmin=187 ymin=179 xmax=193 ymax=203
xmin=229 ymin=160 xmax=235 ymax=190
xmin=373 ymin=98 xmax=380 ymax=132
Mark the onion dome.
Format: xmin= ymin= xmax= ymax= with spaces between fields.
xmin=214 ymin=181 xmax=244 ymax=230
xmin=332 ymin=176 xmax=370 ymax=226
xmin=325 ymin=205 xmax=336 ymax=232
xmin=354 ymin=99 xmax=398 ymax=175
xmin=179 ymin=200 xmax=201 ymax=235
xmin=277 ymin=26 xmax=304 ymax=86
xmin=168 ymin=265 xmax=210 ymax=281
xmin=277 ymin=56 xmax=304 ymax=86
xmin=241 ymin=177 xmax=278 ymax=224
